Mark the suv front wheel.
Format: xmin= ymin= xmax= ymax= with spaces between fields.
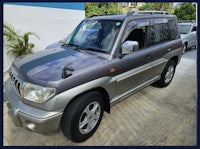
xmin=155 ymin=59 xmax=176 ymax=87
xmin=61 ymin=91 xmax=104 ymax=142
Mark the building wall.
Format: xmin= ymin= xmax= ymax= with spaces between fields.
xmin=3 ymin=3 xmax=85 ymax=72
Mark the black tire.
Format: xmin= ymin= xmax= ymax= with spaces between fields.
xmin=154 ymin=60 xmax=176 ymax=88
xmin=61 ymin=91 xmax=104 ymax=142
xmin=182 ymin=43 xmax=187 ymax=54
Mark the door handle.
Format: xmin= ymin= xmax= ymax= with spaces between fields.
xmin=167 ymin=48 xmax=172 ymax=51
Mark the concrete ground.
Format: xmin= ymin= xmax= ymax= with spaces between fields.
xmin=3 ymin=49 xmax=197 ymax=146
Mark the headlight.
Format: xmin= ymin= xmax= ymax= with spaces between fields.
xmin=23 ymin=83 xmax=56 ymax=103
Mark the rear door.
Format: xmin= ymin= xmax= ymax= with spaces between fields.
xmin=146 ymin=17 xmax=181 ymax=77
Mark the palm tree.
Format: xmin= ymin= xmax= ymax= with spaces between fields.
xmin=4 ymin=22 xmax=40 ymax=57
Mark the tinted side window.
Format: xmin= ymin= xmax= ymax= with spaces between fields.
xmin=192 ymin=26 xmax=197 ymax=32
xmin=125 ymin=26 xmax=146 ymax=49
xmin=149 ymin=23 xmax=169 ymax=46
xmin=168 ymin=19 xmax=178 ymax=40
xmin=122 ymin=19 xmax=149 ymax=50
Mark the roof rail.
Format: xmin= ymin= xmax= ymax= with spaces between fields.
xmin=127 ymin=10 xmax=169 ymax=16
xmin=89 ymin=13 xmax=119 ymax=18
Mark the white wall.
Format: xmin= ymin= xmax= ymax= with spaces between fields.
xmin=3 ymin=4 xmax=85 ymax=71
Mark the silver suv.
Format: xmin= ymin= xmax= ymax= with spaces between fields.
xmin=178 ymin=21 xmax=197 ymax=53
xmin=4 ymin=11 xmax=183 ymax=142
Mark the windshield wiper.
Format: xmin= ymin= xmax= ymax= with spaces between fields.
xmin=62 ymin=43 xmax=86 ymax=52
xmin=85 ymin=48 xmax=108 ymax=54
xmin=62 ymin=43 xmax=79 ymax=47
xmin=62 ymin=43 xmax=108 ymax=53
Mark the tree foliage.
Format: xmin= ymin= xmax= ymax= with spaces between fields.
xmin=4 ymin=22 xmax=40 ymax=57
xmin=138 ymin=3 xmax=174 ymax=13
xmin=85 ymin=2 xmax=196 ymax=21
xmin=85 ymin=3 xmax=119 ymax=18
xmin=174 ymin=3 xmax=196 ymax=21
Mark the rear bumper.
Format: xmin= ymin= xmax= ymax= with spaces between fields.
xmin=4 ymin=80 xmax=63 ymax=133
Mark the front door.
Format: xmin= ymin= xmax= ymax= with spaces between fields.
xmin=116 ymin=48 xmax=156 ymax=95
xmin=115 ymin=19 xmax=156 ymax=95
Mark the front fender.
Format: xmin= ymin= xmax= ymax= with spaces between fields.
xmin=43 ymin=77 xmax=116 ymax=111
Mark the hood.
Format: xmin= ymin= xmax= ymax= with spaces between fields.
xmin=45 ymin=41 xmax=63 ymax=50
xmin=13 ymin=47 xmax=105 ymax=82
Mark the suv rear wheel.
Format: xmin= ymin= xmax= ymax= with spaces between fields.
xmin=61 ymin=91 xmax=104 ymax=142
xmin=154 ymin=60 xmax=176 ymax=87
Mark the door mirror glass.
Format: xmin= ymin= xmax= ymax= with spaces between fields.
xmin=122 ymin=41 xmax=139 ymax=55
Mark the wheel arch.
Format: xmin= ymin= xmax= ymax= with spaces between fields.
xmin=170 ymin=56 xmax=179 ymax=65
xmin=64 ymin=87 xmax=110 ymax=114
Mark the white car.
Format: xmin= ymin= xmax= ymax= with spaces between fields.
xmin=178 ymin=21 xmax=197 ymax=53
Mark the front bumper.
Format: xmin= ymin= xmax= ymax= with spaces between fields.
xmin=4 ymin=80 xmax=63 ymax=133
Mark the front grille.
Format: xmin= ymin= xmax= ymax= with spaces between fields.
xmin=9 ymin=69 xmax=22 ymax=95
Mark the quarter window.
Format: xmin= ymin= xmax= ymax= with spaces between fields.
xmin=168 ymin=19 xmax=178 ymax=39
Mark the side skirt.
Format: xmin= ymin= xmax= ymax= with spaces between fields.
xmin=110 ymin=75 xmax=160 ymax=106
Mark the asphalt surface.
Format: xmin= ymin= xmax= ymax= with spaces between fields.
xmin=3 ymin=49 xmax=197 ymax=146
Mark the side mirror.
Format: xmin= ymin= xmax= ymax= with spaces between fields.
xmin=122 ymin=41 xmax=139 ymax=55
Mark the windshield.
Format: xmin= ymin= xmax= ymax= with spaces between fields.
xmin=65 ymin=20 xmax=122 ymax=53
xmin=179 ymin=24 xmax=192 ymax=34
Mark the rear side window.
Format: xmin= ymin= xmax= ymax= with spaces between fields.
xmin=192 ymin=26 xmax=197 ymax=32
xmin=168 ymin=19 xmax=178 ymax=40
xmin=149 ymin=23 xmax=169 ymax=46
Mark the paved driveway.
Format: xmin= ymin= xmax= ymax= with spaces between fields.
xmin=3 ymin=49 xmax=197 ymax=146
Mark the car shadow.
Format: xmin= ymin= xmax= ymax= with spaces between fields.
xmin=182 ymin=48 xmax=197 ymax=61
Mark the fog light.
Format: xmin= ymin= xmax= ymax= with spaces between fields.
xmin=26 ymin=122 xmax=36 ymax=131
